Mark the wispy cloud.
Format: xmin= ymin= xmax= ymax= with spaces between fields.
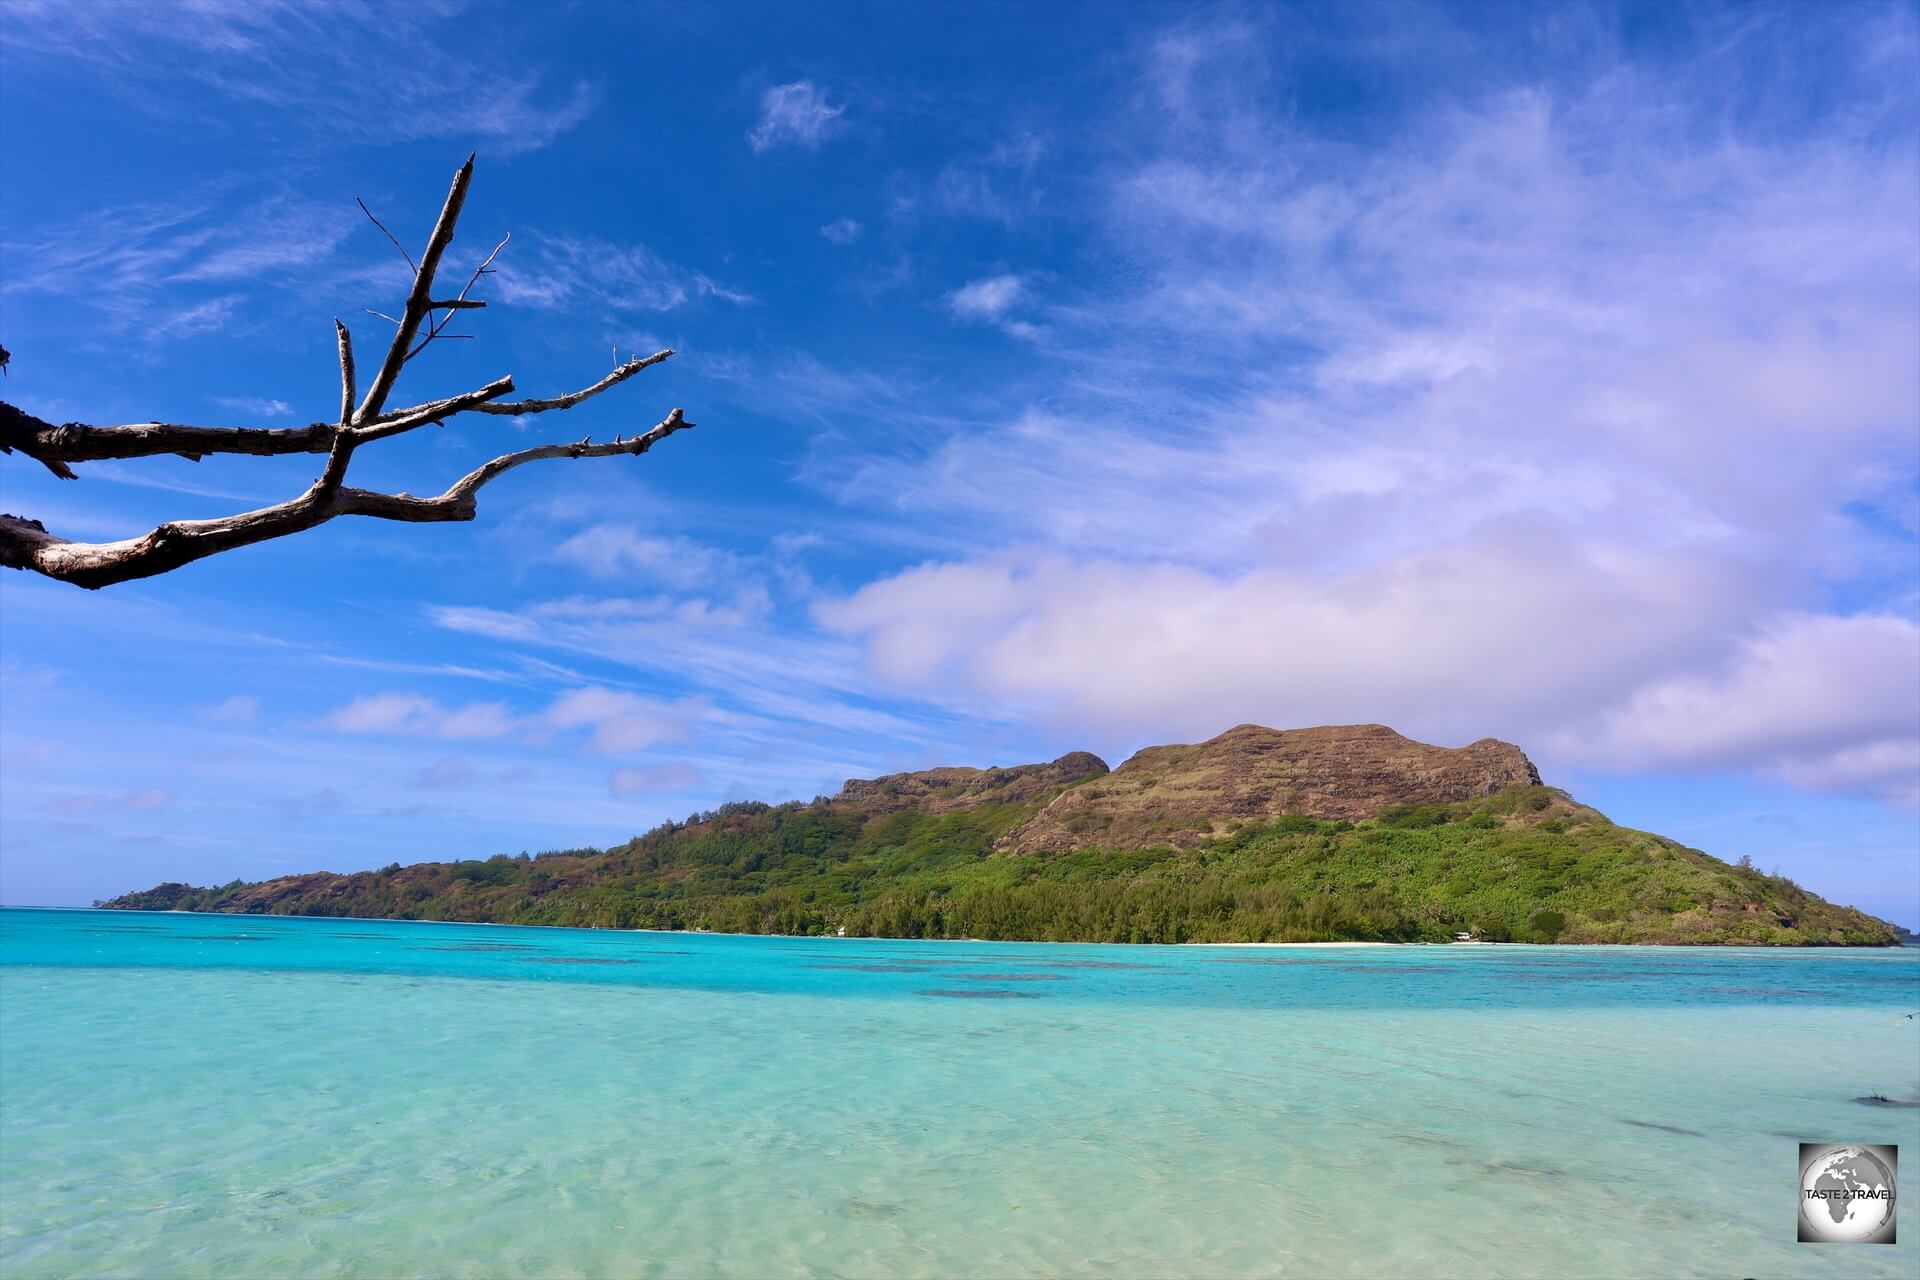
xmin=493 ymin=235 xmax=688 ymax=312
xmin=411 ymin=757 xmax=477 ymax=791
xmin=946 ymin=273 xmax=1043 ymax=341
xmin=425 ymin=590 xmax=958 ymax=747
xmin=320 ymin=694 xmax=517 ymax=740
xmin=552 ymin=526 xmax=745 ymax=590
xmin=198 ymin=695 xmax=260 ymax=723
xmin=695 ymin=275 xmax=757 ymax=305
xmin=541 ymin=687 xmax=696 ymax=754
xmin=947 ymin=274 xmax=1025 ymax=321
xmin=0 ymin=2 xmax=597 ymax=155
xmin=492 ymin=234 xmax=751 ymax=314
xmin=820 ymin=218 xmax=864 ymax=245
xmin=748 ymin=80 xmax=845 ymax=152
xmin=211 ymin=396 xmax=295 ymax=419
xmin=892 ymin=134 xmax=1050 ymax=226
xmin=609 ymin=763 xmax=704 ymax=796
xmin=1557 ymin=614 xmax=1920 ymax=807
xmin=120 ymin=788 xmax=176 ymax=813
xmin=40 ymin=787 xmax=176 ymax=815
xmin=0 ymin=185 xmax=357 ymax=338
xmin=153 ymin=294 xmax=245 ymax=339
xmin=320 ymin=685 xmax=705 ymax=758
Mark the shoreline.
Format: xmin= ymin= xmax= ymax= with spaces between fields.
xmin=1176 ymin=940 xmax=1396 ymax=947
xmin=9 ymin=905 xmax=1909 ymax=949
xmin=24 ymin=904 xmax=1414 ymax=946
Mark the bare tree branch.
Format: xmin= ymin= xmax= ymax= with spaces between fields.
xmin=355 ymin=153 xmax=474 ymax=424
xmin=0 ymin=351 xmax=675 ymax=470
xmin=436 ymin=407 xmax=691 ymax=503
xmin=0 ymin=353 xmax=675 ymax=470
xmin=2 ymin=400 xmax=339 ymax=469
xmin=0 ymin=156 xmax=698 ymax=590
xmin=405 ymin=232 xmax=510 ymax=365
xmin=356 ymin=196 xmax=417 ymax=273
xmin=471 ymin=349 xmax=674 ymax=416
xmin=0 ymin=409 xmax=692 ymax=589
xmin=353 ymin=376 xmax=515 ymax=444
xmin=334 ymin=320 xmax=356 ymax=427
xmin=459 ymin=233 xmax=510 ymax=298
xmin=0 ymin=402 xmax=80 ymax=479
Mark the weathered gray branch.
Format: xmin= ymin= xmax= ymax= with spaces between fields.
xmin=334 ymin=320 xmax=356 ymax=427
xmin=0 ymin=410 xmax=691 ymax=589
xmin=2 ymin=401 xmax=340 ymax=471
xmin=0 ymin=352 xmax=673 ymax=470
xmin=354 ymin=154 xmax=473 ymax=424
xmin=471 ymin=349 xmax=674 ymax=415
xmin=354 ymin=377 xmax=516 ymax=445
xmin=0 ymin=157 xmax=696 ymax=590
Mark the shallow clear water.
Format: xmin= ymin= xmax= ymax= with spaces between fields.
xmin=2 ymin=908 xmax=1916 ymax=1279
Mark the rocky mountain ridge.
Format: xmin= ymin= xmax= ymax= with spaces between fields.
xmin=995 ymin=723 xmax=1542 ymax=853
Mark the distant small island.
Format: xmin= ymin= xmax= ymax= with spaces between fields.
xmin=103 ymin=724 xmax=1901 ymax=945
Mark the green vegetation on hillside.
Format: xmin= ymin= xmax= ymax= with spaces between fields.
xmin=104 ymin=786 xmax=1897 ymax=945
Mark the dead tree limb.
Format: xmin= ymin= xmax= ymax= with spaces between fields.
xmin=0 ymin=157 xmax=692 ymax=590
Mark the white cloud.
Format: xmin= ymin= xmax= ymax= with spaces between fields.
xmin=412 ymin=757 xmax=477 ymax=791
xmin=0 ymin=661 xmax=59 ymax=696
xmin=320 ymin=694 xmax=516 ymax=740
xmin=820 ymin=218 xmax=864 ymax=245
xmin=609 ymin=763 xmax=705 ymax=797
xmin=0 ymin=186 xmax=360 ymax=339
xmin=40 ymin=787 xmax=176 ymax=815
xmin=319 ymin=686 xmax=702 ymax=757
xmin=1556 ymin=614 xmax=1920 ymax=806
xmin=552 ymin=526 xmax=741 ymax=589
xmin=212 ymin=396 xmax=293 ymax=419
xmin=198 ymin=695 xmax=260 ymax=723
xmin=171 ymin=197 xmax=354 ymax=283
xmin=488 ymin=234 xmax=749 ymax=316
xmin=696 ymin=275 xmax=757 ymax=305
xmin=947 ymin=274 xmax=1026 ymax=322
xmin=541 ymin=687 xmax=694 ymax=754
xmin=494 ymin=235 xmax=688 ymax=312
xmin=748 ymin=81 xmax=845 ymax=153
xmin=154 ymin=294 xmax=243 ymax=338
xmin=427 ymin=596 xmax=942 ymax=745
xmin=894 ymin=135 xmax=1050 ymax=226
xmin=0 ymin=3 xmax=596 ymax=155
xmin=816 ymin=531 xmax=1753 ymax=748
xmin=119 ymin=788 xmax=176 ymax=813
xmin=1774 ymin=741 xmax=1920 ymax=810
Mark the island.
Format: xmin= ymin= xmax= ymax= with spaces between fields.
xmin=103 ymin=724 xmax=1901 ymax=945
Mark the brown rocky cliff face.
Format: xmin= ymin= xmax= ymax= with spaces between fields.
xmin=833 ymin=751 xmax=1110 ymax=816
xmin=1002 ymin=723 xmax=1542 ymax=853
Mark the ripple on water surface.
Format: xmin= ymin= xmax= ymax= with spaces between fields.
xmin=0 ymin=908 xmax=1915 ymax=1280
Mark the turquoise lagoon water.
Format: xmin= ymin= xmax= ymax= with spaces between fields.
xmin=1 ymin=908 xmax=1916 ymax=1279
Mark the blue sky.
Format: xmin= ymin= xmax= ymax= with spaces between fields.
xmin=2 ymin=1 xmax=1916 ymax=925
